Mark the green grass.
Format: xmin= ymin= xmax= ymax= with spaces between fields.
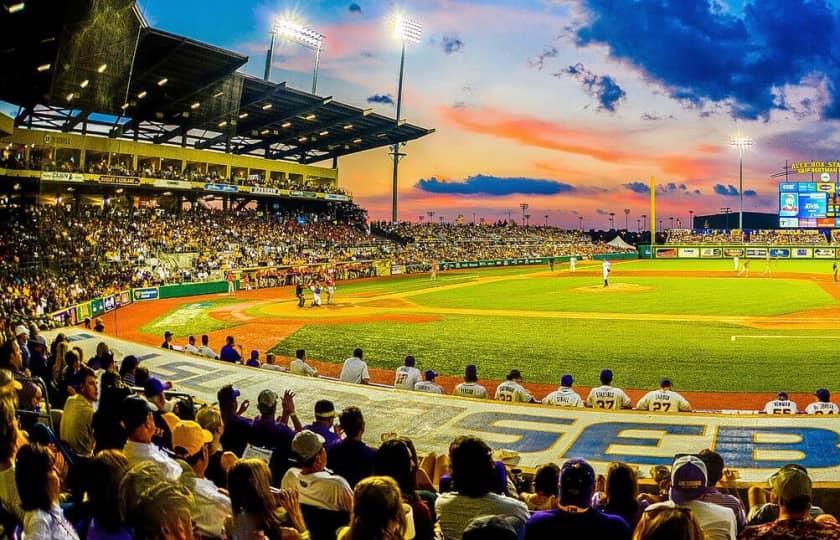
xmin=613 ymin=258 xmax=839 ymax=274
xmin=140 ymin=298 xmax=240 ymax=338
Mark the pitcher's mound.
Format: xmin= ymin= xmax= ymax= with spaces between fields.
xmin=573 ymin=283 xmax=653 ymax=293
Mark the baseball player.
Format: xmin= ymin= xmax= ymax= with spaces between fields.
xmin=833 ymin=261 xmax=838 ymax=283
xmin=309 ymin=282 xmax=322 ymax=307
xmin=414 ymin=370 xmax=444 ymax=393
xmin=763 ymin=251 xmax=773 ymax=277
xmin=453 ymin=364 xmax=488 ymax=399
xmin=762 ymin=391 xmax=798 ymax=414
xmin=325 ymin=274 xmax=336 ymax=305
xmin=737 ymin=259 xmax=750 ymax=277
xmin=295 ymin=280 xmax=306 ymax=308
xmin=602 ymin=259 xmax=611 ymax=287
xmin=570 ymin=256 xmax=577 ymax=273
xmin=586 ymin=369 xmax=632 ymax=410
xmin=805 ymin=388 xmax=839 ymax=414
xmin=733 ymin=255 xmax=740 ymax=273
xmin=430 ymin=260 xmax=438 ymax=281
xmin=635 ymin=378 xmax=692 ymax=413
xmin=394 ymin=355 xmax=421 ymax=390
xmin=543 ymin=374 xmax=584 ymax=407
xmin=494 ymin=369 xmax=537 ymax=403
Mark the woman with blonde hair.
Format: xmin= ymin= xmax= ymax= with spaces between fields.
xmin=633 ymin=507 xmax=705 ymax=540
xmin=338 ymin=476 xmax=411 ymax=540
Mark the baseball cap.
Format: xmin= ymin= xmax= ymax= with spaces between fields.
xmin=462 ymin=515 xmax=520 ymax=540
xmin=777 ymin=391 xmax=789 ymax=400
xmin=561 ymin=374 xmax=574 ymax=387
xmin=314 ymin=399 xmax=336 ymax=419
xmin=250 ymin=350 xmax=259 ymax=360
xmin=121 ymin=396 xmax=155 ymax=432
xmin=404 ymin=355 xmax=415 ymax=367
xmin=650 ymin=465 xmax=671 ymax=483
xmin=465 ymin=364 xmax=478 ymax=380
xmin=0 ymin=369 xmax=22 ymax=390
xmin=258 ymin=389 xmax=278 ymax=409
xmin=14 ymin=325 xmax=29 ymax=337
xmin=217 ymin=384 xmax=240 ymax=406
xmin=143 ymin=377 xmax=166 ymax=398
xmin=670 ymin=455 xmax=708 ymax=504
xmin=559 ymin=458 xmax=595 ymax=507
xmin=507 ymin=369 xmax=523 ymax=381
xmin=172 ymin=420 xmax=213 ymax=457
xmin=660 ymin=378 xmax=672 ymax=388
xmin=600 ymin=369 xmax=613 ymax=383
xmin=292 ymin=430 xmax=325 ymax=460
xmin=425 ymin=369 xmax=438 ymax=380
xmin=815 ymin=388 xmax=831 ymax=402
xmin=769 ymin=464 xmax=811 ymax=502
xmin=164 ymin=331 xmax=173 ymax=338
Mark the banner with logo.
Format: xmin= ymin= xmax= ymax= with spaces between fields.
xmin=745 ymin=248 xmax=768 ymax=258
xmin=814 ymin=248 xmax=836 ymax=259
xmin=769 ymin=248 xmax=791 ymax=258
xmin=324 ymin=193 xmax=350 ymax=201
xmin=102 ymin=295 xmax=117 ymax=312
xmin=133 ymin=287 xmax=159 ymax=301
xmin=116 ymin=290 xmax=132 ymax=306
xmin=75 ymin=301 xmax=92 ymax=322
xmin=792 ymin=248 xmax=813 ymax=258
xmin=250 ymin=186 xmax=280 ymax=195
xmin=655 ymin=248 xmax=678 ymax=258
xmin=90 ymin=298 xmax=105 ymax=317
xmin=152 ymin=179 xmax=192 ymax=190
xmin=40 ymin=171 xmax=84 ymax=182
xmin=700 ymin=248 xmax=722 ymax=258
xmin=99 ymin=175 xmax=140 ymax=185
xmin=678 ymin=248 xmax=699 ymax=258
xmin=204 ymin=183 xmax=238 ymax=193
xmin=723 ymin=248 xmax=744 ymax=257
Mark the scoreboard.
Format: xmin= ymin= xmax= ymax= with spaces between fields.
xmin=778 ymin=182 xmax=839 ymax=228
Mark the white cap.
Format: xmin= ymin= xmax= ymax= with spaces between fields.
xmin=14 ymin=325 xmax=29 ymax=337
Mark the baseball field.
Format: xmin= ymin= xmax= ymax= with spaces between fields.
xmin=104 ymin=258 xmax=840 ymax=409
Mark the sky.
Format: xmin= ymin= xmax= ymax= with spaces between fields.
xmin=136 ymin=1 xmax=840 ymax=226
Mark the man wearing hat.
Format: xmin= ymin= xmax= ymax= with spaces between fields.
xmin=394 ymin=355 xmax=421 ymax=390
xmin=525 ymin=458 xmax=631 ymax=538
xmin=586 ymin=369 xmax=632 ymax=410
xmin=543 ymin=374 xmax=584 ymax=407
xmin=643 ymin=455 xmax=736 ymax=540
xmin=741 ymin=464 xmax=840 ymax=538
xmin=249 ymin=389 xmax=298 ymax=481
xmin=144 ymin=376 xmax=176 ymax=450
xmin=453 ymin=364 xmax=488 ymax=399
xmin=218 ymin=384 xmax=252 ymax=457
xmin=303 ymin=400 xmax=341 ymax=448
xmin=280 ymin=430 xmax=353 ymax=512
xmin=121 ymin=396 xmax=182 ymax=481
xmin=494 ymin=370 xmax=537 ymax=403
xmin=635 ymin=378 xmax=692 ymax=413
xmin=805 ymin=388 xmax=839 ymax=415
xmin=414 ymin=370 xmax=444 ymax=393
xmin=161 ymin=331 xmax=175 ymax=350
xmin=763 ymin=392 xmax=798 ymax=415
xmin=13 ymin=325 xmax=30 ymax=371
xmin=172 ymin=420 xmax=231 ymax=538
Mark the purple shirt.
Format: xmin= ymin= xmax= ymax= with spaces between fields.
xmin=220 ymin=344 xmax=241 ymax=363
xmin=525 ymin=508 xmax=631 ymax=540
xmin=327 ymin=439 xmax=375 ymax=488
xmin=303 ymin=422 xmax=340 ymax=448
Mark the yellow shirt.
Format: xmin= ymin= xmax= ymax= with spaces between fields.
xmin=59 ymin=394 xmax=95 ymax=456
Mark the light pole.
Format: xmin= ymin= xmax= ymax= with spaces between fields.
xmin=636 ymin=218 xmax=640 ymax=232
xmin=689 ymin=209 xmax=693 ymax=230
xmin=730 ymin=134 xmax=753 ymax=230
xmin=520 ymin=203 xmax=529 ymax=226
xmin=390 ymin=12 xmax=423 ymax=223
xmin=266 ymin=18 xmax=325 ymax=93
xmin=609 ymin=212 xmax=615 ymax=230
xmin=579 ymin=216 xmax=583 ymax=231
xmin=544 ymin=214 xmax=549 ymax=227
xmin=641 ymin=214 xmax=647 ymax=231
xmin=721 ymin=207 xmax=731 ymax=231
xmin=623 ymin=208 xmax=630 ymax=231
xmin=524 ymin=214 xmax=531 ymax=226
xmin=427 ymin=210 xmax=435 ymax=224
xmin=669 ymin=216 xmax=674 ymax=229
xmin=419 ymin=215 xmax=423 ymax=223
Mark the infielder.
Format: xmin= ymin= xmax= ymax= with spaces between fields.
xmin=430 ymin=260 xmax=438 ymax=281
xmin=325 ymin=275 xmax=336 ymax=305
xmin=762 ymin=392 xmax=797 ymax=414
xmin=733 ymin=255 xmax=740 ymax=273
xmin=635 ymin=378 xmax=692 ymax=413
xmin=602 ymin=259 xmax=611 ymax=287
xmin=570 ymin=256 xmax=577 ymax=273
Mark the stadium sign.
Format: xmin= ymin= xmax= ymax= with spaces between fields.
xmin=133 ymin=287 xmax=159 ymax=301
xmin=324 ymin=193 xmax=350 ymax=202
xmin=791 ymin=161 xmax=840 ymax=174
xmin=290 ymin=190 xmax=320 ymax=199
xmin=40 ymin=171 xmax=84 ymax=182
xmin=53 ymin=332 xmax=840 ymax=483
xmin=204 ymin=183 xmax=238 ymax=193
xmin=152 ymin=179 xmax=192 ymax=190
xmin=99 ymin=175 xmax=140 ymax=185
xmin=250 ymin=186 xmax=280 ymax=196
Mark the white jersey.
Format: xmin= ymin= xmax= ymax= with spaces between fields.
xmin=184 ymin=344 xmax=199 ymax=355
xmin=587 ymin=385 xmax=632 ymax=410
xmin=198 ymin=345 xmax=217 ymax=359
xmin=805 ymin=401 xmax=839 ymax=415
xmin=543 ymin=387 xmax=584 ymax=407
xmin=394 ymin=366 xmax=422 ymax=390
xmin=290 ymin=359 xmax=318 ymax=377
xmin=570 ymin=257 xmax=576 ymax=272
xmin=636 ymin=389 xmax=691 ymax=413
xmin=763 ymin=399 xmax=798 ymax=415
xmin=454 ymin=382 xmax=488 ymax=399
xmin=495 ymin=381 xmax=533 ymax=403
xmin=602 ymin=261 xmax=611 ymax=279
xmin=733 ymin=256 xmax=740 ymax=270
xmin=339 ymin=356 xmax=369 ymax=384
xmin=414 ymin=381 xmax=444 ymax=394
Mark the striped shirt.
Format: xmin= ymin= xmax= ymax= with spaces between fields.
xmin=699 ymin=488 xmax=746 ymax=532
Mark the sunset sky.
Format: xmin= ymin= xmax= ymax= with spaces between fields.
xmin=142 ymin=1 xmax=840 ymax=226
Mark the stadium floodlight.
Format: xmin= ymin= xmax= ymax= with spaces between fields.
xmin=157 ymin=77 xmax=168 ymax=86
xmin=97 ymin=63 xmax=107 ymax=73
xmin=520 ymin=203 xmax=529 ymax=226
xmin=730 ymin=134 xmax=753 ymax=230
xmin=35 ymin=63 xmax=50 ymax=72
xmin=5 ymin=2 xmax=25 ymax=14
xmin=265 ymin=17 xmax=325 ymax=93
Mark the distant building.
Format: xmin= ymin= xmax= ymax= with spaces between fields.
xmin=693 ymin=212 xmax=778 ymax=230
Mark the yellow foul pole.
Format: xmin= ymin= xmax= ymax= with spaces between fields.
xmin=650 ymin=176 xmax=656 ymax=246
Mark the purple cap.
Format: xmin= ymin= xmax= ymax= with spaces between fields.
xmin=425 ymin=369 xmax=438 ymax=380
xmin=250 ymin=350 xmax=259 ymax=360
xmin=815 ymin=388 xmax=831 ymax=402
xmin=559 ymin=459 xmax=595 ymax=507
xmin=777 ymin=391 xmax=789 ymax=400
xmin=660 ymin=378 xmax=672 ymax=388
xmin=465 ymin=364 xmax=478 ymax=380
xmin=143 ymin=377 xmax=166 ymax=398
xmin=600 ymin=369 xmax=613 ymax=383
xmin=669 ymin=455 xmax=708 ymax=504
xmin=561 ymin=374 xmax=574 ymax=387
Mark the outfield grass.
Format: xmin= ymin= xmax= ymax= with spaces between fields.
xmin=140 ymin=298 xmax=240 ymax=337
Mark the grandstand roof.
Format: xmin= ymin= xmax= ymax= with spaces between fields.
xmin=0 ymin=0 xmax=433 ymax=165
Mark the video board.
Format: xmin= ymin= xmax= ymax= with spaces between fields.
xmin=778 ymin=182 xmax=840 ymax=228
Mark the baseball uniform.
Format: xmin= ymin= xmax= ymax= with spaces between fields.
xmin=394 ymin=366 xmax=421 ymax=390
xmin=586 ymin=385 xmax=632 ymax=410
xmin=414 ymin=381 xmax=444 ymax=394
xmin=453 ymin=382 xmax=488 ymax=399
xmin=543 ymin=387 xmax=584 ymax=407
xmin=495 ymin=381 xmax=533 ymax=403
xmin=636 ymin=389 xmax=692 ymax=413
xmin=805 ymin=402 xmax=839 ymax=414
xmin=763 ymin=399 xmax=798 ymax=415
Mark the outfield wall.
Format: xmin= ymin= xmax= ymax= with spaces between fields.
xmin=649 ymin=245 xmax=838 ymax=259
xmin=52 ymin=329 xmax=840 ymax=484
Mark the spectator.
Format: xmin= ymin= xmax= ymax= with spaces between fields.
xmin=524 ymin=458 xmax=631 ymax=539
xmin=245 ymin=350 xmax=261 ymax=368
xmin=281 ymin=430 xmax=354 ymax=512
xmin=520 ymin=463 xmax=559 ymax=511
xmin=636 ymin=378 xmax=692 ymax=413
xmin=60 ymin=349 xmax=83 ymax=401
xmin=13 ymin=325 xmax=30 ymax=371
xmin=697 ymin=449 xmax=747 ymax=532
xmin=644 ymin=455 xmax=736 ymax=540
xmin=290 ymin=348 xmax=318 ymax=377
xmin=337 ymin=476 xmax=410 ymax=540
xmin=249 ymin=389 xmax=298 ymax=483
xmin=15 ymin=443 xmax=79 ymax=540
xmin=88 ymin=342 xmax=112 ymax=371
xmin=172 ymin=420 xmax=231 ymax=538
xmin=198 ymin=335 xmax=217 ymax=359
xmin=598 ymin=462 xmax=645 ymax=530
xmin=0 ymin=367 xmax=21 ymax=406
xmin=144 ymin=377 xmax=175 ymax=450
xmin=85 ymin=449 xmax=131 ymax=540
xmin=762 ymin=392 xmax=798 ymax=415
xmin=414 ymin=370 xmax=444 ymax=394
xmin=375 ymin=438 xmax=435 ymax=540
xmin=453 ymin=364 xmax=487 ymax=399
xmin=0 ymin=399 xmax=23 ymax=523
xmin=303 ymin=399 xmax=341 ymax=448
xmin=228 ymin=459 xmax=308 ymax=538
xmin=394 ymin=355 xmax=421 ymax=390
xmin=195 ymin=405 xmax=234 ymax=490
xmin=92 ymin=380 xmax=132 ymax=453
xmin=93 ymin=318 xmax=105 ymax=332
xmin=435 ymin=436 xmax=529 ymax=540
xmin=329 ymin=406 xmax=376 ymax=488
xmin=543 ymin=374 xmax=584 ymax=407
xmin=184 ymin=335 xmax=199 ymax=355
xmin=463 ymin=515 xmax=519 ymax=540
xmin=746 ymin=465 xmax=828 ymax=525
xmin=740 ymin=464 xmax=840 ymax=539
xmin=219 ymin=336 xmax=242 ymax=363
xmin=633 ymin=506 xmax=705 ymax=540
xmin=119 ymin=462 xmax=194 ymax=540
xmin=494 ymin=370 xmax=536 ymax=403
xmin=218 ymin=384 xmax=251 ymax=457
xmin=805 ymin=388 xmax=838 ymax=414
xmin=586 ymin=369 xmax=632 ymax=410
xmin=120 ymin=396 xmax=182 ymax=481
xmin=262 ymin=353 xmax=286 ymax=372
xmin=118 ymin=355 xmax=139 ymax=387
xmin=59 ymin=366 xmax=98 ymax=457
xmin=339 ymin=348 xmax=370 ymax=384
xmin=161 ymin=331 xmax=174 ymax=350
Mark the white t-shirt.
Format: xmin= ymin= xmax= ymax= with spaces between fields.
xmin=436 ymin=492 xmax=529 ymax=540
xmin=543 ymin=387 xmax=584 ymax=407
xmin=290 ymin=359 xmax=318 ymax=377
xmin=123 ymin=440 xmax=182 ymax=482
xmin=198 ymin=345 xmax=217 ymax=359
xmin=394 ymin=366 xmax=421 ymax=390
xmin=193 ymin=476 xmax=232 ymax=538
xmin=645 ymin=500 xmax=736 ymax=540
xmin=280 ymin=468 xmax=353 ymax=512
xmin=22 ymin=504 xmax=80 ymax=540
xmin=339 ymin=357 xmax=370 ymax=384
xmin=453 ymin=382 xmax=488 ymax=399
xmin=184 ymin=344 xmax=199 ymax=355
xmin=763 ymin=399 xmax=798 ymax=414
xmin=414 ymin=381 xmax=444 ymax=394
xmin=587 ymin=385 xmax=632 ymax=410
xmin=636 ymin=389 xmax=692 ymax=412
xmin=494 ymin=381 xmax=532 ymax=403
xmin=805 ymin=401 xmax=839 ymax=414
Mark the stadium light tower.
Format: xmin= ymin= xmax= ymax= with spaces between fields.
xmin=689 ymin=209 xmax=694 ymax=230
xmin=579 ymin=216 xmax=583 ymax=231
xmin=389 ymin=12 xmax=423 ymax=223
xmin=265 ymin=17 xmax=325 ymax=93
xmin=623 ymin=208 xmax=630 ymax=231
xmin=520 ymin=203 xmax=529 ymax=226
xmin=641 ymin=214 xmax=647 ymax=231
xmin=730 ymin=133 xmax=753 ymax=230
xmin=609 ymin=212 xmax=615 ymax=230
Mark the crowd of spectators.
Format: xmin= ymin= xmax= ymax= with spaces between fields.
xmin=665 ymin=229 xmax=745 ymax=244
xmin=666 ymin=229 xmax=833 ymax=245
xmin=750 ymin=230 xmax=829 ymax=245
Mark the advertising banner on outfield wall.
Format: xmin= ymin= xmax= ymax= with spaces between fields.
xmin=75 ymin=302 xmax=91 ymax=322
xmin=53 ymin=330 xmax=840 ymax=483
xmin=133 ymin=287 xmax=159 ymax=301
xmin=746 ymin=248 xmax=768 ymax=258
xmin=678 ymin=248 xmax=699 ymax=258
xmin=769 ymin=248 xmax=791 ymax=258
xmin=655 ymin=248 xmax=678 ymax=258
xmin=814 ymin=248 xmax=836 ymax=259
xmin=700 ymin=248 xmax=722 ymax=258
xmin=792 ymin=248 xmax=813 ymax=258
xmin=723 ymin=248 xmax=744 ymax=257
xmin=90 ymin=298 xmax=105 ymax=317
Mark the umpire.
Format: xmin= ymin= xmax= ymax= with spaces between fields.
xmin=295 ymin=280 xmax=306 ymax=307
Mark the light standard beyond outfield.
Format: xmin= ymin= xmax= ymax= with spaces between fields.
xmin=389 ymin=12 xmax=423 ymax=223
xmin=730 ymin=134 xmax=753 ymax=230
xmin=265 ymin=18 xmax=325 ymax=93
